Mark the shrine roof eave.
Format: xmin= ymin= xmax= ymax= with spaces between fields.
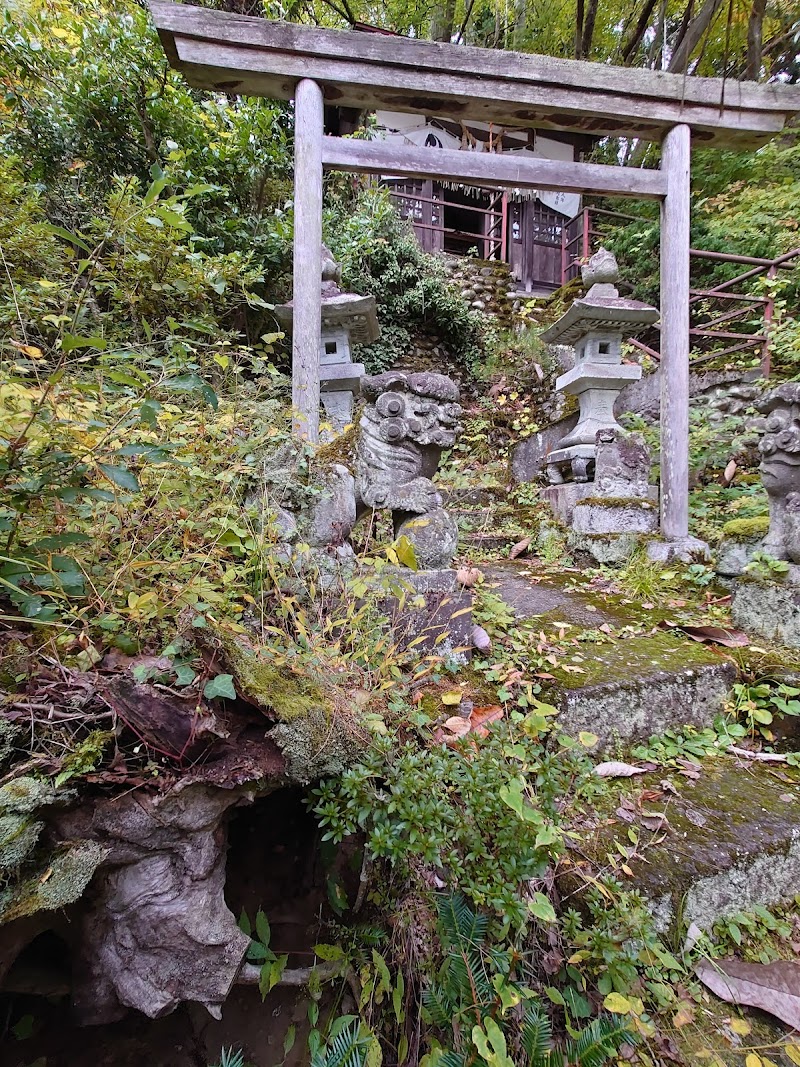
xmin=149 ymin=0 xmax=800 ymax=149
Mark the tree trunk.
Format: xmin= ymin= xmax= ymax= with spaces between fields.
xmin=745 ymin=0 xmax=767 ymax=79
xmin=579 ymin=0 xmax=599 ymax=60
xmin=621 ymin=0 xmax=660 ymax=63
xmin=667 ymin=0 xmax=725 ymax=73
xmin=431 ymin=0 xmax=456 ymax=42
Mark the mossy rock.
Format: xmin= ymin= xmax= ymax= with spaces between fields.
xmin=583 ymin=758 xmax=800 ymax=937
xmin=722 ymin=515 xmax=770 ymax=540
xmin=0 ymin=840 xmax=108 ymax=924
xmin=0 ymin=814 xmax=43 ymax=870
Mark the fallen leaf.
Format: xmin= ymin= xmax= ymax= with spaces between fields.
xmin=786 ymin=1044 xmax=800 ymax=1066
xmin=640 ymin=811 xmax=669 ymax=831
xmin=722 ymin=459 xmax=738 ymax=486
xmin=672 ymin=1004 xmax=694 ymax=1028
xmin=615 ymin=806 xmax=636 ymax=824
xmin=470 ymin=705 xmax=504 ymax=731
xmin=578 ymin=731 xmax=599 ymax=748
xmin=696 ymin=958 xmax=800 ymax=1030
xmin=457 ymin=566 xmax=482 ymax=588
xmin=728 ymin=746 xmax=788 ymax=763
xmin=684 ymin=922 xmax=704 ymax=952
xmin=639 ymin=788 xmax=665 ymax=803
xmin=603 ymin=992 xmax=632 ymax=1014
xmin=595 ymin=761 xmax=648 ymax=778
xmin=684 ymin=807 xmax=708 ymax=827
xmin=561 ymin=665 xmax=586 ymax=674
xmin=442 ymin=716 xmax=471 ymax=736
xmin=669 ymin=623 xmax=750 ymax=644
xmin=509 ymin=536 xmax=531 ymax=559
xmin=730 ymin=1018 xmax=752 ymax=1037
xmin=441 ymin=691 xmax=462 ymax=706
xmin=745 ymin=1055 xmax=763 ymax=1067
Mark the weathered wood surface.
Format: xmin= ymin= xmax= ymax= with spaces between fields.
xmin=291 ymin=78 xmax=323 ymax=443
xmin=321 ymin=137 xmax=668 ymax=199
xmin=150 ymin=0 xmax=800 ymax=147
xmin=659 ymin=124 xmax=691 ymax=541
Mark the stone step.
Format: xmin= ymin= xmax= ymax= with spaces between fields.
xmin=573 ymin=757 xmax=800 ymax=935
xmin=484 ymin=561 xmax=736 ymax=745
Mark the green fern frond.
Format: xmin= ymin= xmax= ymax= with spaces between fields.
xmin=311 ymin=1019 xmax=373 ymax=1067
xmin=437 ymin=1053 xmax=468 ymax=1067
xmin=423 ymin=983 xmax=457 ymax=1029
xmin=563 ymin=1015 xmax=635 ymax=1067
xmin=521 ymin=1001 xmax=553 ymax=1065
xmin=437 ymin=892 xmax=488 ymax=947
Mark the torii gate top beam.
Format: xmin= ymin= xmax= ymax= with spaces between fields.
xmin=150 ymin=0 xmax=800 ymax=149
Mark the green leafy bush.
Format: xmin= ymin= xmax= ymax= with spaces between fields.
xmin=325 ymin=185 xmax=489 ymax=375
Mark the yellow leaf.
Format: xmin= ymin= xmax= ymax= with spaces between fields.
xmin=745 ymin=1055 xmax=763 ymax=1067
xmin=603 ymin=992 xmax=631 ymax=1014
xmin=673 ymin=1005 xmax=694 ymax=1028
xmin=730 ymin=1019 xmax=752 ymax=1036
xmin=441 ymin=692 xmax=462 ymax=705
xmin=10 ymin=341 xmax=43 ymax=359
xmin=578 ymin=731 xmax=598 ymax=747
xmin=786 ymin=1045 xmax=800 ymax=1066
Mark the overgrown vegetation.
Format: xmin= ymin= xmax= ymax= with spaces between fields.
xmin=3 ymin=1 xmax=800 ymax=1066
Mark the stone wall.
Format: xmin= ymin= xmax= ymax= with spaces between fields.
xmin=441 ymin=255 xmax=519 ymax=328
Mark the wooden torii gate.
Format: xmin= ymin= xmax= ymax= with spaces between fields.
xmin=151 ymin=0 xmax=800 ymax=548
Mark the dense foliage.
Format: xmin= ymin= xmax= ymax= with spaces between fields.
xmin=2 ymin=2 xmax=800 ymax=1067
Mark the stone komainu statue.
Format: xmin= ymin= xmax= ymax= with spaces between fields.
xmin=756 ymin=382 xmax=800 ymax=562
xmin=356 ymin=371 xmax=462 ymax=524
xmin=355 ymin=371 xmax=462 ymax=569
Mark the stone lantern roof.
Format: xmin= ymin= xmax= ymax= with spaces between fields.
xmin=274 ymin=246 xmax=379 ymax=343
xmin=541 ymin=248 xmax=659 ymax=346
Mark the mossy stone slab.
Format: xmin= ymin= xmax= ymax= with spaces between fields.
xmin=548 ymin=630 xmax=735 ymax=744
xmin=595 ymin=759 xmax=800 ymax=934
xmin=486 ymin=563 xmax=625 ymax=629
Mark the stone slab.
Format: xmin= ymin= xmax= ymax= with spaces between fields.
xmin=548 ymin=632 xmax=735 ymax=745
xmin=588 ymin=760 xmax=800 ymax=934
xmin=542 ymin=482 xmax=658 ymax=525
xmin=732 ymin=565 xmax=800 ymax=648
xmin=485 ymin=563 xmax=622 ymax=629
xmin=379 ymin=568 xmax=473 ymax=655
xmin=571 ymin=497 xmax=658 ymax=535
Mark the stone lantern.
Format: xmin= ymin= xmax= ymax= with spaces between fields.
xmin=276 ymin=246 xmax=379 ymax=434
xmin=541 ymin=248 xmax=659 ymax=485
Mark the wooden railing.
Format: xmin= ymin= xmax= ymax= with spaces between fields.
xmin=562 ymin=206 xmax=800 ymax=374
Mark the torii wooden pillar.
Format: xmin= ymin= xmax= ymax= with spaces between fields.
xmin=149 ymin=0 xmax=800 ymax=542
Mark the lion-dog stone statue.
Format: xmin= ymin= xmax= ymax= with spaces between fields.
xmin=354 ymin=371 xmax=462 ymax=570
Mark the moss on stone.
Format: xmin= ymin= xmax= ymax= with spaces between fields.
xmin=0 ymin=814 xmax=42 ymax=870
xmin=574 ymin=496 xmax=656 ymax=510
xmin=722 ymin=515 xmax=770 ymax=539
xmin=0 ymin=840 xmax=108 ymax=924
xmin=582 ymin=758 xmax=800 ymax=934
xmin=0 ymin=776 xmax=60 ymax=815
xmin=220 ymin=631 xmax=329 ymax=723
xmin=545 ymin=627 xmax=726 ymax=692
xmin=312 ymin=420 xmax=359 ymax=473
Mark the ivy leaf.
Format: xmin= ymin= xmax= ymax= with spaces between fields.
xmin=528 ymin=893 xmax=556 ymax=923
xmin=203 ymin=674 xmax=236 ymax=701
xmin=97 ymin=463 xmax=139 ymax=492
